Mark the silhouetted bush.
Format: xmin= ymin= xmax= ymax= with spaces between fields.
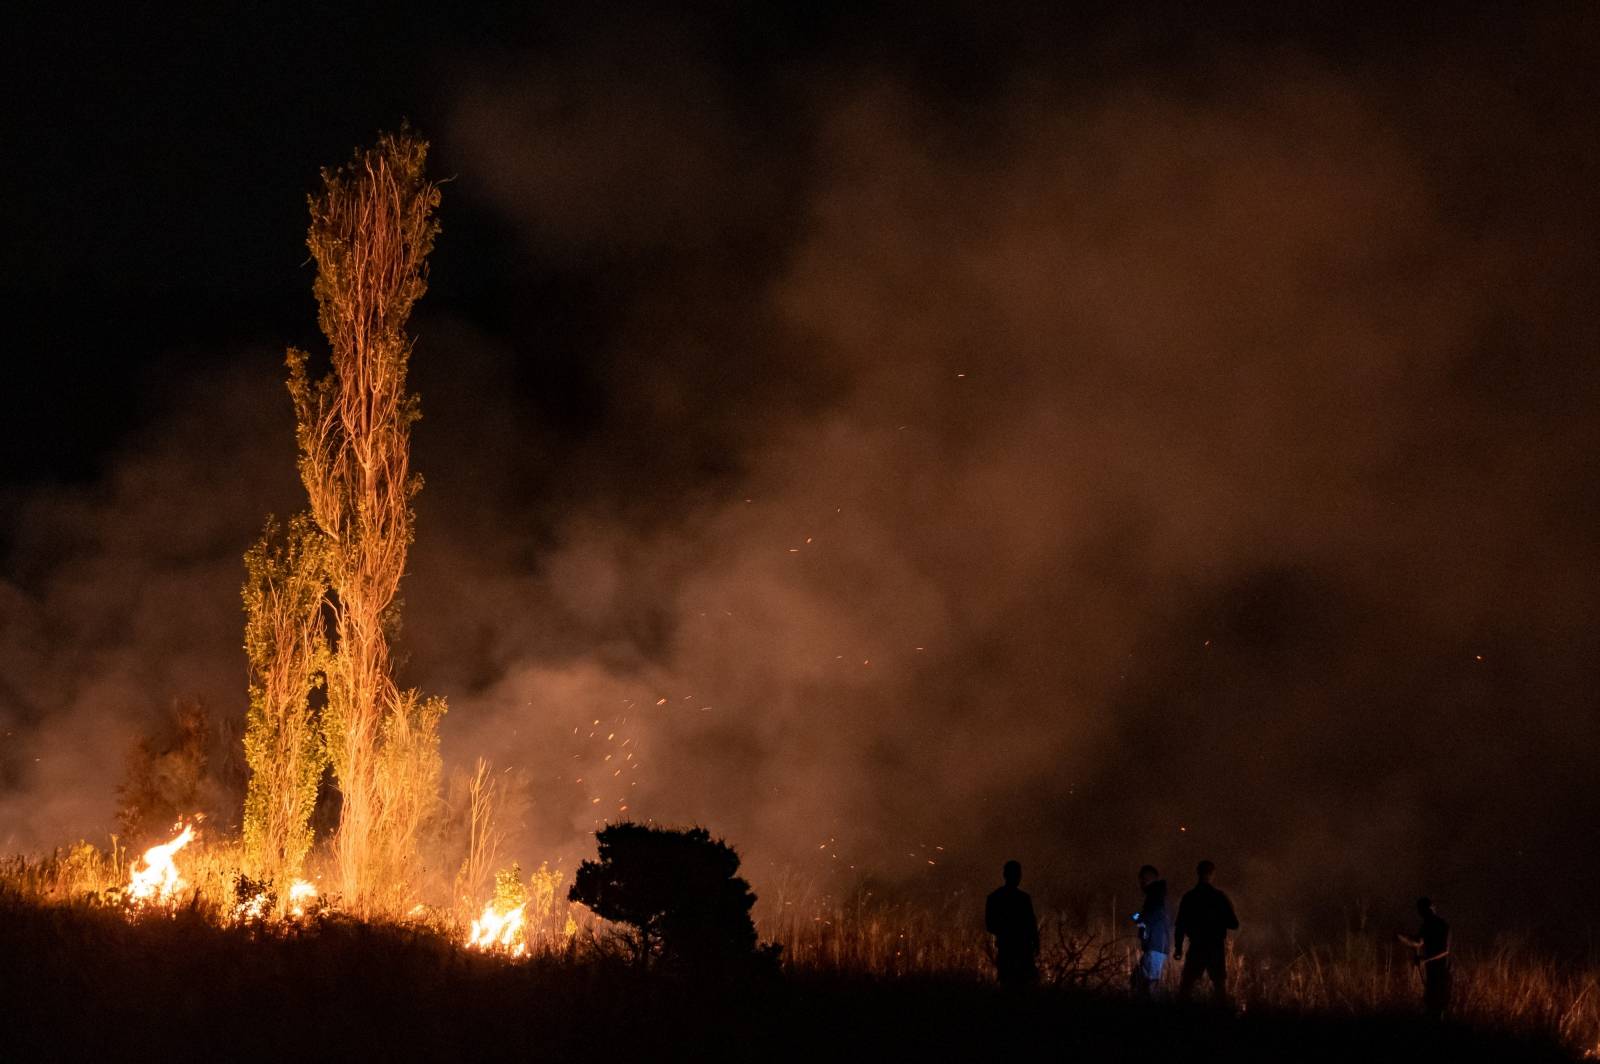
xmin=568 ymin=822 xmax=778 ymax=972
xmin=116 ymin=697 xmax=243 ymax=843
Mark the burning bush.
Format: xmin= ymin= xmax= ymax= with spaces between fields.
xmin=467 ymin=865 xmax=530 ymax=957
xmin=230 ymin=872 xmax=275 ymax=924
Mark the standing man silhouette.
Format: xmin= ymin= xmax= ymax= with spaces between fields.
xmin=1397 ymin=897 xmax=1452 ymax=1019
xmin=1174 ymin=859 xmax=1239 ymax=1003
xmin=986 ymin=860 xmax=1040 ymax=986
xmin=1131 ymin=864 xmax=1171 ymax=1000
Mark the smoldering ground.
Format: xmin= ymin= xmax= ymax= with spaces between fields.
xmin=2 ymin=5 xmax=1596 ymax=943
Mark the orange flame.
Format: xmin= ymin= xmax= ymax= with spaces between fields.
xmin=288 ymin=879 xmax=318 ymax=917
xmin=126 ymin=822 xmax=196 ymax=907
xmin=466 ymin=901 xmax=527 ymax=958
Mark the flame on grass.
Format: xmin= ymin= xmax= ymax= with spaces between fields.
xmin=467 ymin=900 xmax=528 ymax=958
xmin=232 ymin=878 xmax=320 ymax=923
xmin=125 ymin=822 xmax=197 ymax=907
xmin=233 ymin=887 xmax=271 ymax=923
xmin=288 ymin=879 xmax=318 ymax=917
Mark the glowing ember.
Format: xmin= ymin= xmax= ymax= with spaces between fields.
xmin=233 ymin=889 xmax=271 ymax=923
xmin=288 ymin=879 xmax=318 ymax=917
xmin=126 ymin=822 xmax=196 ymax=907
xmin=466 ymin=901 xmax=527 ymax=958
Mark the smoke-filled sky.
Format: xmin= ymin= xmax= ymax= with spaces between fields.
xmin=2 ymin=3 xmax=1596 ymax=940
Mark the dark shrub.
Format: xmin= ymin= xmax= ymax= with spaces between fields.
xmin=569 ymin=822 xmax=778 ymax=972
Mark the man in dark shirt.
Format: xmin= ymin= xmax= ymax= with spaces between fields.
xmin=1397 ymin=896 xmax=1451 ymax=1019
xmin=1131 ymin=864 xmax=1171 ymax=1001
xmin=1173 ymin=859 xmax=1239 ymax=1003
xmin=985 ymin=860 xmax=1040 ymax=986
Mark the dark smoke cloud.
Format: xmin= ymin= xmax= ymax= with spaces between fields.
xmin=2 ymin=6 xmax=1596 ymax=942
xmin=426 ymin=11 xmax=1600 ymax=930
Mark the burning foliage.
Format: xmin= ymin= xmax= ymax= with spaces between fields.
xmin=467 ymin=902 xmax=527 ymax=957
xmin=241 ymin=515 xmax=328 ymax=896
xmin=239 ymin=130 xmax=447 ymax=914
xmin=464 ymin=863 xmax=576 ymax=958
xmin=288 ymin=130 xmax=447 ymax=915
xmin=288 ymin=877 xmax=319 ymax=917
xmin=466 ymin=865 xmax=530 ymax=957
xmin=227 ymin=873 xmax=320 ymax=924
xmin=230 ymin=872 xmax=275 ymax=923
xmin=5 ymin=134 xmax=493 ymax=950
xmin=123 ymin=819 xmax=197 ymax=908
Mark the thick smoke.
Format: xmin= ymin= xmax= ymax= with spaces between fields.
xmin=431 ymin=14 xmax=1600 ymax=930
xmin=0 ymin=359 xmax=302 ymax=849
xmin=2 ymin=8 xmax=1596 ymax=941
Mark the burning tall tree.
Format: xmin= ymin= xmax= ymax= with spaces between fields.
xmin=241 ymin=514 xmax=328 ymax=893
xmin=276 ymin=130 xmax=446 ymax=911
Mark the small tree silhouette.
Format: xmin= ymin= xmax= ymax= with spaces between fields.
xmin=568 ymin=822 xmax=777 ymax=970
xmin=117 ymin=697 xmax=227 ymax=844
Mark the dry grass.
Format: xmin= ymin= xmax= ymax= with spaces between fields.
xmin=4 ymin=844 xmax=1596 ymax=1058
xmin=0 ymin=832 xmax=583 ymax=944
xmin=0 ymin=885 xmax=1578 ymax=1064
xmin=758 ymin=883 xmax=1599 ymax=1057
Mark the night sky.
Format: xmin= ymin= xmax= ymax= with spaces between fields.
xmin=2 ymin=3 xmax=1596 ymax=945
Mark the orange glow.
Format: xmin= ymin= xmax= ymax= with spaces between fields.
xmin=126 ymin=822 xmax=196 ymax=907
xmin=465 ymin=900 xmax=528 ymax=958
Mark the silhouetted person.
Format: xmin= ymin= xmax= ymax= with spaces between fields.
xmin=1397 ymin=897 xmax=1451 ymax=1019
xmin=1174 ymin=860 xmax=1238 ymax=1003
xmin=1130 ymin=864 xmax=1171 ymax=1000
xmin=986 ymin=860 xmax=1039 ymax=986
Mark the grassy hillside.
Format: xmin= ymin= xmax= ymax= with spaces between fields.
xmin=0 ymin=889 xmax=1579 ymax=1063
